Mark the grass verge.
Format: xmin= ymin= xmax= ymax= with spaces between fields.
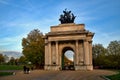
xmin=0 ymin=72 xmax=13 ymax=76
xmin=0 ymin=65 xmax=23 ymax=70
xmin=106 ymin=70 xmax=120 ymax=80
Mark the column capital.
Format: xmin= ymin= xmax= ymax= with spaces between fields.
xmin=88 ymin=40 xmax=92 ymax=43
xmin=48 ymin=41 xmax=52 ymax=43
xmin=55 ymin=41 xmax=59 ymax=44
xmin=83 ymin=39 xmax=89 ymax=42
xmin=76 ymin=40 xmax=79 ymax=41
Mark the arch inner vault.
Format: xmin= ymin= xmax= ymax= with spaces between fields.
xmin=62 ymin=47 xmax=74 ymax=70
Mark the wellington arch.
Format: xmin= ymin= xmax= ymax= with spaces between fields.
xmin=44 ymin=9 xmax=94 ymax=70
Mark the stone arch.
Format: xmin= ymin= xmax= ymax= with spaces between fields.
xmin=62 ymin=46 xmax=74 ymax=54
xmin=61 ymin=44 xmax=75 ymax=55
xmin=44 ymin=23 xmax=94 ymax=70
xmin=61 ymin=46 xmax=75 ymax=70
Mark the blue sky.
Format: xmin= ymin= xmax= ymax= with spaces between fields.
xmin=0 ymin=0 xmax=120 ymax=53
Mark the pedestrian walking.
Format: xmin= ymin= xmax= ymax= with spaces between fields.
xmin=23 ymin=65 xmax=27 ymax=74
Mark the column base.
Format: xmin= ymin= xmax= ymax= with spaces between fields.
xmin=44 ymin=65 xmax=60 ymax=70
xmin=44 ymin=65 xmax=93 ymax=71
xmin=75 ymin=65 xmax=93 ymax=71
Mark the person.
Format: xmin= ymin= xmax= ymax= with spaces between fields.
xmin=26 ymin=67 xmax=30 ymax=74
xmin=31 ymin=66 xmax=33 ymax=71
xmin=23 ymin=65 xmax=27 ymax=74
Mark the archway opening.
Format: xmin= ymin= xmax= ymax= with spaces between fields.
xmin=62 ymin=47 xmax=75 ymax=70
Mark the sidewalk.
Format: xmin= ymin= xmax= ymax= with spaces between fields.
xmin=0 ymin=69 xmax=116 ymax=80
xmin=0 ymin=70 xmax=21 ymax=72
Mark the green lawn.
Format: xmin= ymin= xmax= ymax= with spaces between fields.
xmin=0 ymin=65 xmax=23 ymax=70
xmin=0 ymin=72 xmax=13 ymax=76
xmin=106 ymin=70 xmax=120 ymax=80
xmin=0 ymin=65 xmax=23 ymax=76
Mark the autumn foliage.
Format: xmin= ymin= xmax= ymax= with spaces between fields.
xmin=22 ymin=29 xmax=44 ymax=69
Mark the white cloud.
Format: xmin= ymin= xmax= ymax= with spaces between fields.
xmin=2 ymin=51 xmax=22 ymax=58
xmin=0 ymin=0 xmax=34 ymax=12
xmin=0 ymin=17 xmax=58 ymax=52
xmin=92 ymin=30 xmax=120 ymax=48
xmin=65 ymin=50 xmax=74 ymax=61
xmin=0 ymin=0 xmax=9 ymax=4
xmin=0 ymin=0 xmax=120 ymax=53
xmin=0 ymin=33 xmax=27 ymax=52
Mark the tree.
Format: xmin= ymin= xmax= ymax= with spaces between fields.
xmin=22 ymin=29 xmax=44 ymax=69
xmin=107 ymin=40 xmax=120 ymax=68
xmin=19 ymin=56 xmax=26 ymax=64
xmin=4 ymin=55 xmax=9 ymax=63
xmin=0 ymin=54 xmax=5 ymax=64
xmin=9 ymin=57 xmax=15 ymax=65
xmin=92 ymin=44 xmax=107 ymax=68
xmin=107 ymin=40 xmax=120 ymax=55
xmin=92 ymin=41 xmax=120 ymax=69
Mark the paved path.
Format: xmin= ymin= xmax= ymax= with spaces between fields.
xmin=0 ymin=70 xmax=21 ymax=72
xmin=0 ymin=69 xmax=116 ymax=80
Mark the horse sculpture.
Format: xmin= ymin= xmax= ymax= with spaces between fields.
xmin=59 ymin=9 xmax=76 ymax=24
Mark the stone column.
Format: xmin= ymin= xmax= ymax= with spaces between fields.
xmin=48 ymin=41 xmax=51 ymax=65
xmin=56 ymin=41 xmax=58 ymax=65
xmin=89 ymin=41 xmax=92 ymax=65
xmin=45 ymin=44 xmax=48 ymax=65
xmin=75 ymin=40 xmax=79 ymax=65
xmin=83 ymin=40 xmax=90 ymax=65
